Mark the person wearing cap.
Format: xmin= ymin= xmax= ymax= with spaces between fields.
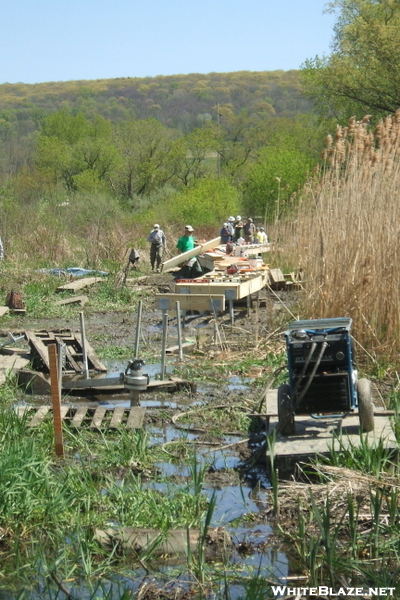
xmin=233 ymin=216 xmax=243 ymax=242
xmin=256 ymin=226 xmax=268 ymax=245
xmin=227 ymin=216 xmax=235 ymax=238
xmin=220 ymin=222 xmax=232 ymax=244
xmin=243 ymin=218 xmax=256 ymax=243
xmin=176 ymin=225 xmax=196 ymax=254
xmin=147 ymin=224 xmax=166 ymax=272
xmin=176 ymin=225 xmax=203 ymax=279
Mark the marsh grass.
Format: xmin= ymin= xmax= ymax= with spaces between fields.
xmin=0 ymin=395 xmax=212 ymax=592
xmin=278 ymin=109 xmax=400 ymax=362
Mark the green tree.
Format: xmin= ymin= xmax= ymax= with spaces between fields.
xmin=36 ymin=111 xmax=117 ymax=192
xmin=243 ymin=146 xmax=314 ymax=223
xmin=301 ymin=0 xmax=400 ymax=119
xmin=168 ymin=178 xmax=240 ymax=227
xmin=112 ymin=118 xmax=175 ymax=200
xmin=172 ymin=126 xmax=219 ymax=187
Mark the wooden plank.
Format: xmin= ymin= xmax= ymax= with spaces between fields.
xmin=109 ymin=407 xmax=125 ymax=428
xmin=25 ymin=330 xmax=51 ymax=371
xmin=71 ymin=406 xmax=88 ymax=427
xmin=126 ymin=407 xmax=146 ymax=429
xmin=74 ymin=333 xmax=107 ymax=372
xmin=64 ymin=346 xmax=82 ymax=372
xmin=268 ymin=268 xmax=285 ymax=284
xmin=15 ymin=405 xmax=31 ymax=417
xmin=166 ymin=342 xmax=196 ymax=355
xmin=0 ymin=353 xmax=31 ymax=385
xmin=56 ymin=277 xmax=103 ymax=294
xmin=54 ymin=295 xmax=89 ymax=307
xmin=28 ymin=406 xmax=50 ymax=427
xmin=155 ymin=293 xmax=225 ymax=312
xmin=174 ymin=275 xmax=266 ymax=301
xmin=162 ymin=237 xmax=221 ymax=271
xmin=91 ymin=407 xmax=107 ymax=428
xmin=0 ymin=306 xmax=10 ymax=317
xmin=60 ymin=406 xmax=70 ymax=420
xmin=175 ymin=281 xmax=240 ymax=300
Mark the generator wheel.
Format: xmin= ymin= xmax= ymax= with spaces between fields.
xmin=357 ymin=378 xmax=374 ymax=433
xmin=277 ymin=384 xmax=295 ymax=436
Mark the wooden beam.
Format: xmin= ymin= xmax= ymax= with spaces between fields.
xmin=54 ymin=295 xmax=89 ymax=307
xmin=155 ymin=293 xmax=225 ymax=312
xmin=56 ymin=277 xmax=104 ymax=293
xmin=162 ymin=237 xmax=221 ymax=270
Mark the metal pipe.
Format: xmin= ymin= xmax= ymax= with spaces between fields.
xmin=176 ymin=301 xmax=183 ymax=361
xmin=160 ymin=310 xmax=168 ymax=379
xmin=79 ymin=311 xmax=89 ymax=379
xmin=229 ymin=299 xmax=234 ymax=325
xmin=134 ymin=300 xmax=143 ymax=358
xmin=57 ymin=341 xmax=64 ymax=398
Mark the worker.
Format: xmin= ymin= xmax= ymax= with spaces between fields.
xmin=147 ymin=224 xmax=166 ymax=272
xmin=176 ymin=225 xmax=202 ymax=279
xmin=176 ymin=225 xmax=195 ymax=253
xmin=220 ymin=222 xmax=232 ymax=244
xmin=227 ymin=216 xmax=235 ymax=238
xmin=233 ymin=216 xmax=243 ymax=242
xmin=256 ymin=227 xmax=268 ymax=244
xmin=243 ymin=218 xmax=256 ymax=243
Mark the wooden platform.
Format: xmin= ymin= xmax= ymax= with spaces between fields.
xmin=25 ymin=329 xmax=107 ymax=374
xmin=15 ymin=405 xmax=146 ymax=429
xmin=155 ymin=293 xmax=225 ymax=312
xmin=264 ymin=389 xmax=397 ymax=478
xmin=175 ymin=273 xmax=267 ymax=301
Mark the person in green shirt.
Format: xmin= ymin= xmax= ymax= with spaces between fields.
xmin=175 ymin=225 xmax=202 ymax=279
xmin=176 ymin=225 xmax=196 ymax=253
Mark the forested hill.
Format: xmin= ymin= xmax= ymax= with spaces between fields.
xmin=0 ymin=70 xmax=311 ymax=134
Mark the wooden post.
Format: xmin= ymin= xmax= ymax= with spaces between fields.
xmin=48 ymin=343 xmax=64 ymax=458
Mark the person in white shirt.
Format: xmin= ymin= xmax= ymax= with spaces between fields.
xmin=147 ymin=224 xmax=166 ymax=272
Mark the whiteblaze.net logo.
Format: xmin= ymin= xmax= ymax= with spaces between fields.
xmin=271 ymin=586 xmax=396 ymax=597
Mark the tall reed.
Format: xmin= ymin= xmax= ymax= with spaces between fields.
xmin=279 ymin=109 xmax=400 ymax=360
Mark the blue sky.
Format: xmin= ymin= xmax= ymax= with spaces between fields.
xmin=2 ymin=0 xmax=337 ymax=84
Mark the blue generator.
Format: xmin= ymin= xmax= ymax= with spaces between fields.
xmin=278 ymin=318 xmax=374 ymax=435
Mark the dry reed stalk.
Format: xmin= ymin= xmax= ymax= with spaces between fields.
xmin=278 ymin=110 xmax=400 ymax=362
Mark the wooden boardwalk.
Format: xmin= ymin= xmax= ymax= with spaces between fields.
xmin=15 ymin=405 xmax=146 ymax=430
xmin=264 ymin=389 xmax=397 ymax=477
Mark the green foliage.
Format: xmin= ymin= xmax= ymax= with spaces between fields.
xmin=167 ymin=177 xmax=240 ymax=226
xmin=301 ymin=0 xmax=400 ymax=119
xmin=36 ymin=111 xmax=118 ymax=193
xmin=243 ymin=146 xmax=314 ymax=221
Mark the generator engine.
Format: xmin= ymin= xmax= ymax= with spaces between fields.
xmin=285 ymin=318 xmax=357 ymax=415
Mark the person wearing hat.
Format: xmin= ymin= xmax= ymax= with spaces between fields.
xmin=233 ymin=215 xmax=243 ymax=242
xmin=176 ymin=225 xmax=196 ymax=254
xmin=243 ymin=218 xmax=256 ymax=243
xmin=227 ymin=216 xmax=235 ymax=238
xmin=220 ymin=222 xmax=232 ymax=244
xmin=147 ymin=224 xmax=166 ymax=272
xmin=176 ymin=225 xmax=202 ymax=279
xmin=256 ymin=226 xmax=268 ymax=245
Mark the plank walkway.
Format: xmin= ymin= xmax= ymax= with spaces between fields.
xmin=15 ymin=405 xmax=146 ymax=430
xmin=264 ymin=389 xmax=397 ymax=478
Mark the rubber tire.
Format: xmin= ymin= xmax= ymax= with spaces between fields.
xmin=277 ymin=384 xmax=295 ymax=436
xmin=357 ymin=378 xmax=374 ymax=433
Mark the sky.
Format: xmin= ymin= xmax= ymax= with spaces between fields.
xmin=1 ymin=0 xmax=338 ymax=85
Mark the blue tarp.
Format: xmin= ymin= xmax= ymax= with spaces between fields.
xmin=38 ymin=267 xmax=108 ymax=277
